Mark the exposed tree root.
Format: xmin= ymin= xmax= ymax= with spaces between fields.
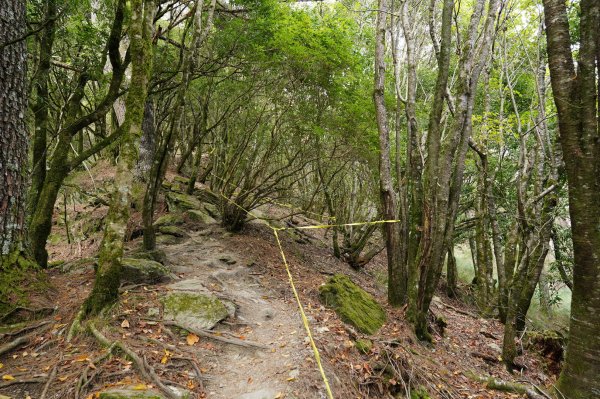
xmin=66 ymin=307 xmax=85 ymax=342
xmin=0 ymin=323 xmax=52 ymax=356
xmin=75 ymin=342 xmax=117 ymax=399
xmin=0 ymin=319 xmax=51 ymax=339
xmin=0 ymin=374 xmax=48 ymax=388
xmin=163 ymin=320 xmax=269 ymax=349
xmin=466 ymin=371 xmax=548 ymax=399
xmin=88 ymin=322 xmax=180 ymax=399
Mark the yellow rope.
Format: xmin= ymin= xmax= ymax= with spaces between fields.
xmin=273 ymin=228 xmax=334 ymax=399
xmin=194 ymin=182 xmax=404 ymax=399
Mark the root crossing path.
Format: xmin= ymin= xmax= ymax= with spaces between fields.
xmin=163 ymin=225 xmax=327 ymax=399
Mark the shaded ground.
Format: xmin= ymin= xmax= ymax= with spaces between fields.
xmin=0 ymin=172 xmax=559 ymax=399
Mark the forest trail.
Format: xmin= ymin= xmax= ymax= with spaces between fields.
xmin=161 ymin=224 xmax=324 ymax=399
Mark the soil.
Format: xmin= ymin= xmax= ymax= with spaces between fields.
xmin=0 ymin=175 xmax=559 ymax=399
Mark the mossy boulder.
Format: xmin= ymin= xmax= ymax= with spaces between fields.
xmin=202 ymin=202 xmax=220 ymax=218
xmin=185 ymin=209 xmax=216 ymax=224
xmin=99 ymin=387 xmax=164 ymax=399
xmin=162 ymin=292 xmax=229 ymax=330
xmin=166 ymin=192 xmax=202 ymax=212
xmin=157 ymin=234 xmax=184 ymax=246
xmin=355 ymin=338 xmax=373 ymax=354
xmin=319 ymin=274 xmax=386 ymax=334
xmin=129 ymin=248 xmax=167 ymax=264
xmin=153 ymin=213 xmax=184 ymax=227
xmin=121 ymin=258 xmax=173 ymax=284
xmin=158 ymin=225 xmax=188 ymax=238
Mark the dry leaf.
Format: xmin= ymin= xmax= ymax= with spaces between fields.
xmin=58 ymin=376 xmax=68 ymax=381
xmin=186 ymin=333 xmax=199 ymax=346
xmin=160 ymin=349 xmax=172 ymax=364
xmin=2 ymin=374 xmax=15 ymax=380
xmin=121 ymin=319 xmax=130 ymax=328
xmin=132 ymin=384 xmax=148 ymax=390
xmin=74 ymin=354 xmax=89 ymax=362
xmin=275 ymin=393 xmax=283 ymax=399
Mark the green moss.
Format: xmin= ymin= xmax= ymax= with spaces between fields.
xmin=319 ymin=274 xmax=386 ymax=334
xmin=410 ymin=386 xmax=431 ymax=399
xmin=0 ymin=252 xmax=40 ymax=315
xmin=355 ymin=338 xmax=373 ymax=354
xmin=166 ymin=192 xmax=202 ymax=211
xmin=185 ymin=209 xmax=216 ymax=224
xmin=153 ymin=213 xmax=184 ymax=227
xmin=98 ymin=387 xmax=164 ymax=399
xmin=158 ymin=225 xmax=187 ymax=237
xmin=161 ymin=292 xmax=229 ymax=330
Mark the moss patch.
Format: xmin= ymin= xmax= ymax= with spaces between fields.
xmin=185 ymin=209 xmax=216 ymax=224
xmin=355 ymin=338 xmax=373 ymax=354
xmin=153 ymin=213 xmax=184 ymax=227
xmin=161 ymin=292 xmax=229 ymax=330
xmin=319 ymin=274 xmax=386 ymax=334
xmin=166 ymin=192 xmax=202 ymax=212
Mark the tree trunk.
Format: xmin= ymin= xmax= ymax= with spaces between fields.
xmin=543 ymin=0 xmax=600 ymax=396
xmin=84 ymin=0 xmax=155 ymax=315
xmin=373 ymin=0 xmax=406 ymax=306
xmin=135 ymin=100 xmax=156 ymax=182
xmin=0 ymin=0 xmax=28 ymax=260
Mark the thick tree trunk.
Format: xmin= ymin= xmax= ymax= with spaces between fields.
xmin=135 ymin=100 xmax=156 ymax=182
xmin=84 ymin=0 xmax=155 ymax=315
xmin=0 ymin=0 xmax=28 ymax=259
xmin=543 ymin=0 xmax=600 ymax=396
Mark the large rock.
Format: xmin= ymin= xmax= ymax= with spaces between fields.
xmin=166 ymin=192 xmax=202 ymax=212
xmin=158 ymin=225 xmax=188 ymax=238
xmin=99 ymin=387 xmax=164 ymax=399
xmin=161 ymin=291 xmax=229 ymax=330
xmin=153 ymin=213 xmax=184 ymax=227
xmin=121 ymin=258 xmax=173 ymax=284
xmin=319 ymin=274 xmax=386 ymax=334
xmin=185 ymin=209 xmax=216 ymax=224
xmin=99 ymin=386 xmax=190 ymax=399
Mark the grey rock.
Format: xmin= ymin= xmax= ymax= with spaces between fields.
xmin=121 ymin=258 xmax=173 ymax=284
xmin=235 ymin=388 xmax=280 ymax=399
xmin=161 ymin=291 xmax=229 ymax=330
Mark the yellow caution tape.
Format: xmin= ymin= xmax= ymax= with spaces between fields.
xmin=195 ymin=182 xmax=404 ymax=399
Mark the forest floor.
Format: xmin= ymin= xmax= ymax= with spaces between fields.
xmin=0 ymin=169 xmax=560 ymax=399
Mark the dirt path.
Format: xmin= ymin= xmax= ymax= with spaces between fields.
xmin=163 ymin=225 xmax=324 ymax=399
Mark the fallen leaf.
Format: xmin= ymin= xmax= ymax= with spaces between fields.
xmin=58 ymin=376 xmax=68 ymax=381
xmin=74 ymin=354 xmax=90 ymax=362
xmin=161 ymin=349 xmax=172 ymax=364
xmin=121 ymin=319 xmax=130 ymax=328
xmin=2 ymin=375 xmax=14 ymax=381
xmin=132 ymin=384 xmax=148 ymax=390
xmin=186 ymin=333 xmax=199 ymax=346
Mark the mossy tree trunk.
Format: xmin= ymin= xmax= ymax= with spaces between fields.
xmin=27 ymin=0 xmax=129 ymax=268
xmin=0 ymin=0 xmax=31 ymax=309
xmin=543 ymin=0 xmax=600 ymax=396
xmin=84 ymin=0 xmax=156 ymax=316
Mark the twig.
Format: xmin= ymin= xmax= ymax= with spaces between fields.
xmin=40 ymin=363 xmax=58 ymax=399
xmin=163 ymin=321 xmax=269 ymax=349
xmin=75 ymin=342 xmax=117 ymax=399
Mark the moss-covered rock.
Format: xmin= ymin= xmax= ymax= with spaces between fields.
xmin=162 ymin=291 xmax=229 ymax=330
xmin=153 ymin=213 xmax=184 ymax=227
xmin=355 ymin=338 xmax=373 ymax=354
xmin=173 ymin=175 xmax=190 ymax=185
xmin=129 ymin=248 xmax=167 ymax=264
xmin=158 ymin=225 xmax=188 ymax=238
xmin=99 ymin=387 xmax=164 ymax=399
xmin=166 ymin=192 xmax=202 ymax=212
xmin=121 ymin=258 xmax=173 ymax=284
xmin=319 ymin=274 xmax=386 ymax=334
xmin=185 ymin=209 xmax=216 ymax=224
xmin=60 ymin=257 xmax=96 ymax=274
xmin=202 ymin=202 xmax=219 ymax=218
xmin=157 ymin=234 xmax=184 ymax=246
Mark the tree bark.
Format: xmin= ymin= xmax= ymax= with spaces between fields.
xmin=84 ymin=0 xmax=156 ymax=315
xmin=373 ymin=0 xmax=407 ymax=306
xmin=0 ymin=0 xmax=28 ymax=259
xmin=543 ymin=0 xmax=600 ymax=396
